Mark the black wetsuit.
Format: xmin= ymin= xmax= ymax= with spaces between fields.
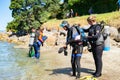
xmin=84 ymin=24 xmax=104 ymax=77
xmin=66 ymin=27 xmax=83 ymax=78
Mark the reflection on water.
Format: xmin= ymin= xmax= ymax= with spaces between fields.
xmin=0 ymin=41 xmax=43 ymax=80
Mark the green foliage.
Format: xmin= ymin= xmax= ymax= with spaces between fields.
xmin=68 ymin=0 xmax=80 ymax=6
xmin=68 ymin=0 xmax=118 ymax=15
xmin=7 ymin=0 xmax=66 ymax=32
xmin=39 ymin=11 xmax=51 ymax=23
xmin=31 ymin=21 xmax=40 ymax=28
xmin=7 ymin=0 xmax=118 ymax=32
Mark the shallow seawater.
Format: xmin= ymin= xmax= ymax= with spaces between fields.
xmin=0 ymin=41 xmax=45 ymax=80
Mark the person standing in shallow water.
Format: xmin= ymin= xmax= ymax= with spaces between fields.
xmin=33 ymin=27 xmax=45 ymax=60
xmin=83 ymin=16 xmax=104 ymax=77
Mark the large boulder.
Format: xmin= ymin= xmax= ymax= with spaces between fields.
xmin=45 ymin=35 xmax=56 ymax=46
xmin=43 ymin=31 xmax=57 ymax=46
xmin=116 ymin=27 xmax=120 ymax=42
xmin=43 ymin=30 xmax=66 ymax=46
xmin=109 ymin=27 xmax=118 ymax=39
xmin=0 ymin=33 xmax=9 ymax=41
xmin=115 ymin=33 xmax=120 ymax=42
xmin=118 ymin=27 xmax=120 ymax=33
xmin=18 ymin=35 xmax=29 ymax=44
xmin=111 ymin=38 xmax=120 ymax=48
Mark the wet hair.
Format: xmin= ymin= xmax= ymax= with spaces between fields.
xmin=87 ymin=15 xmax=96 ymax=22
xmin=30 ymin=27 xmax=35 ymax=31
xmin=31 ymin=27 xmax=35 ymax=29
xmin=36 ymin=27 xmax=44 ymax=32
xmin=37 ymin=27 xmax=40 ymax=30
xmin=29 ymin=27 xmax=35 ymax=33
xmin=40 ymin=27 xmax=44 ymax=30
xmin=78 ymin=24 xmax=81 ymax=26
xmin=72 ymin=24 xmax=80 ymax=27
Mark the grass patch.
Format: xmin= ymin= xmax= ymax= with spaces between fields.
xmin=42 ymin=11 xmax=120 ymax=30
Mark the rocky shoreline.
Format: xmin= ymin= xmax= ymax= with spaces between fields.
xmin=0 ymin=32 xmax=29 ymax=48
xmin=0 ymin=26 xmax=120 ymax=49
xmin=0 ymin=30 xmax=64 ymax=49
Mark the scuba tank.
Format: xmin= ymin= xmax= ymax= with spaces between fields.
xmin=79 ymin=28 xmax=86 ymax=41
xmin=103 ymin=26 xmax=110 ymax=51
xmin=79 ymin=28 xmax=89 ymax=47
xmin=29 ymin=32 xmax=35 ymax=46
xmin=29 ymin=32 xmax=35 ymax=57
